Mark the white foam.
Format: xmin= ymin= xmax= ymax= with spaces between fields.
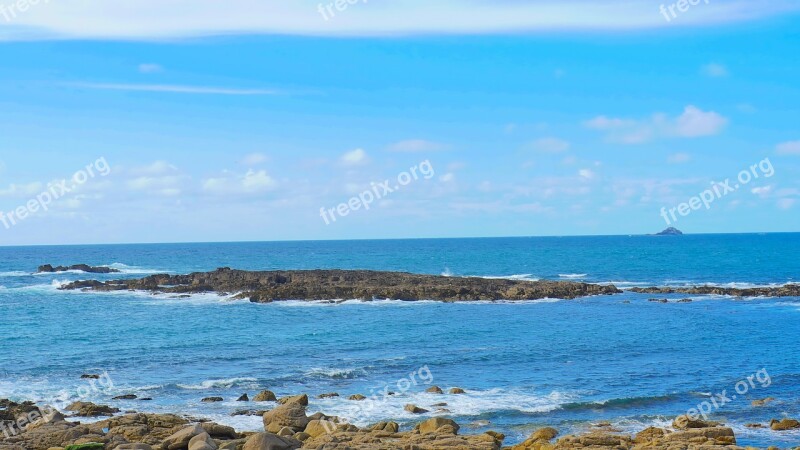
xmin=108 ymin=263 xmax=169 ymax=274
xmin=305 ymin=367 xmax=368 ymax=379
xmin=307 ymin=388 xmax=576 ymax=427
xmin=480 ymin=274 xmax=541 ymax=282
xmin=0 ymin=271 xmax=29 ymax=277
xmin=176 ymin=377 xmax=258 ymax=390
xmin=559 ymin=274 xmax=588 ymax=279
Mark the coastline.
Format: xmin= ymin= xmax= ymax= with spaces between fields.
xmin=2 ymin=394 xmax=798 ymax=450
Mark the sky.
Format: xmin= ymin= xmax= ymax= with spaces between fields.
xmin=0 ymin=0 xmax=799 ymax=245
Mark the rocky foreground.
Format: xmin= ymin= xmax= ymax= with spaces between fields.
xmin=2 ymin=396 xmax=799 ymax=450
xmin=59 ymin=268 xmax=622 ymax=302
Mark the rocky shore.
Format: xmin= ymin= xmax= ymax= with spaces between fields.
xmin=59 ymin=267 xmax=622 ymax=302
xmin=2 ymin=396 xmax=798 ymax=450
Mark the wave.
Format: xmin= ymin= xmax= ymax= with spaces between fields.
xmin=108 ymin=263 xmax=168 ymax=274
xmin=480 ymin=274 xmax=540 ymax=282
xmin=0 ymin=271 xmax=30 ymax=277
xmin=560 ymin=394 xmax=679 ymax=411
xmin=309 ymin=388 xmax=576 ymax=426
xmin=305 ymin=367 xmax=368 ymax=379
xmin=559 ymin=274 xmax=588 ymax=279
xmin=176 ymin=377 xmax=258 ymax=390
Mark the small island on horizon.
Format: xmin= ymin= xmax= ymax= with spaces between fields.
xmin=654 ymin=227 xmax=684 ymax=236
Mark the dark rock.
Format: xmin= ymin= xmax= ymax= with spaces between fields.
xmin=112 ymin=394 xmax=138 ymax=400
xmin=654 ymin=227 xmax=683 ymax=236
xmin=237 ymin=394 xmax=250 ymax=402
xmin=632 ymin=284 xmax=800 ymax=298
xmin=59 ymin=268 xmax=623 ymax=302
xmin=201 ymin=397 xmax=224 ymax=403
xmin=38 ymin=264 xmax=120 ymax=274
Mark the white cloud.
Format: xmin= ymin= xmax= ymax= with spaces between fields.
xmin=203 ymin=169 xmax=277 ymax=194
xmin=778 ymin=198 xmax=796 ymax=210
xmin=0 ymin=182 xmax=44 ymax=198
xmin=667 ymin=153 xmax=691 ymax=164
xmin=673 ymin=105 xmax=728 ymax=137
xmin=65 ymin=83 xmax=280 ymax=96
xmin=388 ymin=139 xmax=448 ymax=152
xmin=530 ymin=137 xmax=570 ymax=153
xmin=131 ymin=160 xmax=178 ymax=176
xmin=701 ymin=63 xmax=729 ymax=78
xmin=583 ymin=116 xmax=635 ymax=130
xmin=340 ymin=148 xmax=368 ymax=166
xmin=776 ymin=140 xmax=800 ymax=155
xmin=241 ymin=153 xmax=269 ymax=166
xmin=751 ymin=185 xmax=773 ymax=197
xmin=440 ymin=173 xmax=456 ymax=183
xmin=2 ymin=1 xmax=798 ymax=41
xmin=578 ymin=169 xmax=595 ymax=180
xmin=138 ymin=63 xmax=163 ymax=73
xmin=584 ymin=105 xmax=727 ymax=144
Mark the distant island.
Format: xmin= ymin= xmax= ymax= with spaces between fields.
xmin=654 ymin=227 xmax=683 ymax=236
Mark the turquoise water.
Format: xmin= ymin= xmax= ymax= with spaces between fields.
xmin=1 ymin=234 xmax=799 ymax=446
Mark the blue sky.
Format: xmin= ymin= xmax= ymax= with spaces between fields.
xmin=0 ymin=1 xmax=799 ymax=245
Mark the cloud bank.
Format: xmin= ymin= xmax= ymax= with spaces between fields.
xmin=1 ymin=0 xmax=799 ymax=41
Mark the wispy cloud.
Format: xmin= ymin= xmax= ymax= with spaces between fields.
xmin=64 ymin=82 xmax=280 ymax=96
xmin=138 ymin=63 xmax=163 ymax=74
xmin=701 ymin=63 xmax=729 ymax=78
xmin=388 ymin=139 xmax=448 ymax=153
xmin=585 ymin=105 xmax=727 ymax=144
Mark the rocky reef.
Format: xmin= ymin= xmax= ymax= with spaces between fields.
xmin=630 ymin=284 xmax=800 ymax=297
xmin=59 ymin=268 xmax=622 ymax=302
xmin=2 ymin=397 xmax=798 ymax=450
xmin=38 ymin=264 xmax=120 ymax=274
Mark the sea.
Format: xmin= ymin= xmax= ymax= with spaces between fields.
xmin=0 ymin=234 xmax=799 ymax=447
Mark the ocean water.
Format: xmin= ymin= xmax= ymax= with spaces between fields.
xmin=1 ymin=234 xmax=799 ymax=447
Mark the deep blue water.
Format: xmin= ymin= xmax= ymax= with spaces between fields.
xmin=1 ymin=234 xmax=799 ymax=447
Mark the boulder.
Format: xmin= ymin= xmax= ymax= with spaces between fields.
xmin=187 ymin=432 xmax=217 ymax=450
xmin=253 ymin=391 xmax=277 ymax=402
xmin=304 ymin=420 xmax=334 ymax=438
xmin=347 ymin=394 xmax=366 ymax=401
xmin=369 ymin=421 xmax=399 ymax=433
xmin=236 ymin=394 xmax=249 ymax=402
xmin=404 ymin=404 xmax=429 ymax=414
xmin=262 ymin=403 xmax=309 ymax=433
xmin=200 ymin=422 xmax=238 ymax=440
xmin=673 ymin=414 xmax=714 ymax=429
xmin=751 ymin=397 xmax=775 ymax=407
xmin=418 ymin=418 xmax=459 ymax=435
xmin=276 ymin=395 xmax=307 ymax=406
xmin=770 ymin=418 xmax=800 ymax=431
xmin=200 ymin=397 xmax=223 ymax=403
xmin=161 ymin=424 xmax=204 ymax=450
xmin=317 ymin=393 xmax=339 ymax=399
xmin=425 ymin=386 xmax=443 ymax=394
xmin=448 ymin=388 xmax=466 ymax=394
xmin=242 ymin=433 xmax=301 ymax=450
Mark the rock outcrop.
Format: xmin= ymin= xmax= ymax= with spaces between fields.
xmin=37 ymin=264 xmax=120 ymax=274
xmin=60 ymin=268 xmax=622 ymax=302
xmin=631 ymin=284 xmax=800 ymax=298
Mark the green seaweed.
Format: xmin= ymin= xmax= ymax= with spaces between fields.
xmin=65 ymin=443 xmax=105 ymax=450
